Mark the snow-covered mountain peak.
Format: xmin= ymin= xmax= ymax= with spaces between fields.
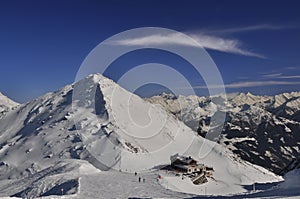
xmin=0 ymin=92 xmax=19 ymax=107
xmin=0 ymin=92 xmax=19 ymax=118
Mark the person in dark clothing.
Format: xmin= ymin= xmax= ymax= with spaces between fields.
xmin=138 ymin=177 xmax=141 ymax=182
xmin=135 ymin=172 xmax=137 ymax=176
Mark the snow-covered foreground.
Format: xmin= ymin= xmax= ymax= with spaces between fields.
xmin=75 ymin=171 xmax=191 ymax=198
xmin=0 ymin=167 xmax=192 ymax=198
xmin=0 ymin=169 xmax=299 ymax=199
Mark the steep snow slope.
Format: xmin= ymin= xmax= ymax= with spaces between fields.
xmin=0 ymin=74 xmax=282 ymax=198
xmin=147 ymin=92 xmax=300 ymax=174
xmin=0 ymin=92 xmax=19 ymax=119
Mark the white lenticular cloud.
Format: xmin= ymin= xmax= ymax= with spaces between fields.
xmin=108 ymin=32 xmax=265 ymax=58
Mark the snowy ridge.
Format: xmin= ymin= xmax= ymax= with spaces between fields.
xmin=0 ymin=92 xmax=19 ymax=119
xmin=0 ymin=74 xmax=283 ymax=198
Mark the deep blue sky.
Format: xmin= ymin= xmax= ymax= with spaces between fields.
xmin=0 ymin=0 xmax=300 ymax=102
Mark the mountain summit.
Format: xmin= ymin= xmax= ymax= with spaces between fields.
xmin=0 ymin=92 xmax=19 ymax=119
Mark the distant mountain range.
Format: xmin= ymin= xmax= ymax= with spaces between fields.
xmin=147 ymin=92 xmax=300 ymax=175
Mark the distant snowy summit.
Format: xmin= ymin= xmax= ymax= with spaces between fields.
xmin=0 ymin=92 xmax=19 ymax=118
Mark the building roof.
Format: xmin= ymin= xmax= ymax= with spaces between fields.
xmin=170 ymin=153 xmax=197 ymax=165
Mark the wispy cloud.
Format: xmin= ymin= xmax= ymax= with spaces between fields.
xmin=285 ymin=66 xmax=299 ymax=70
xmin=108 ymin=24 xmax=294 ymax=58
xmin=262 ymin=73 xmax=282 ymax=78
xmin=274 ymin=75 xmax=300 ymax=79
xmin=108 ymin=32 xmax=264 ymax=58
xmin=263 ymin=73 xmax=300 ymax=79
xmin=179 ymin=80 xmax=300 ymax=89
xmin=190 ymin=34 xmax=264 ymax=58
xmin=202 ymin=24 xmax=292 ymax=34
xmin=223 ymin=81 xmax=300 ymax=88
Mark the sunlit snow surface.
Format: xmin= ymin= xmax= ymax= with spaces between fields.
xmin=0 ymin=74 xmax=297 ymax=198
